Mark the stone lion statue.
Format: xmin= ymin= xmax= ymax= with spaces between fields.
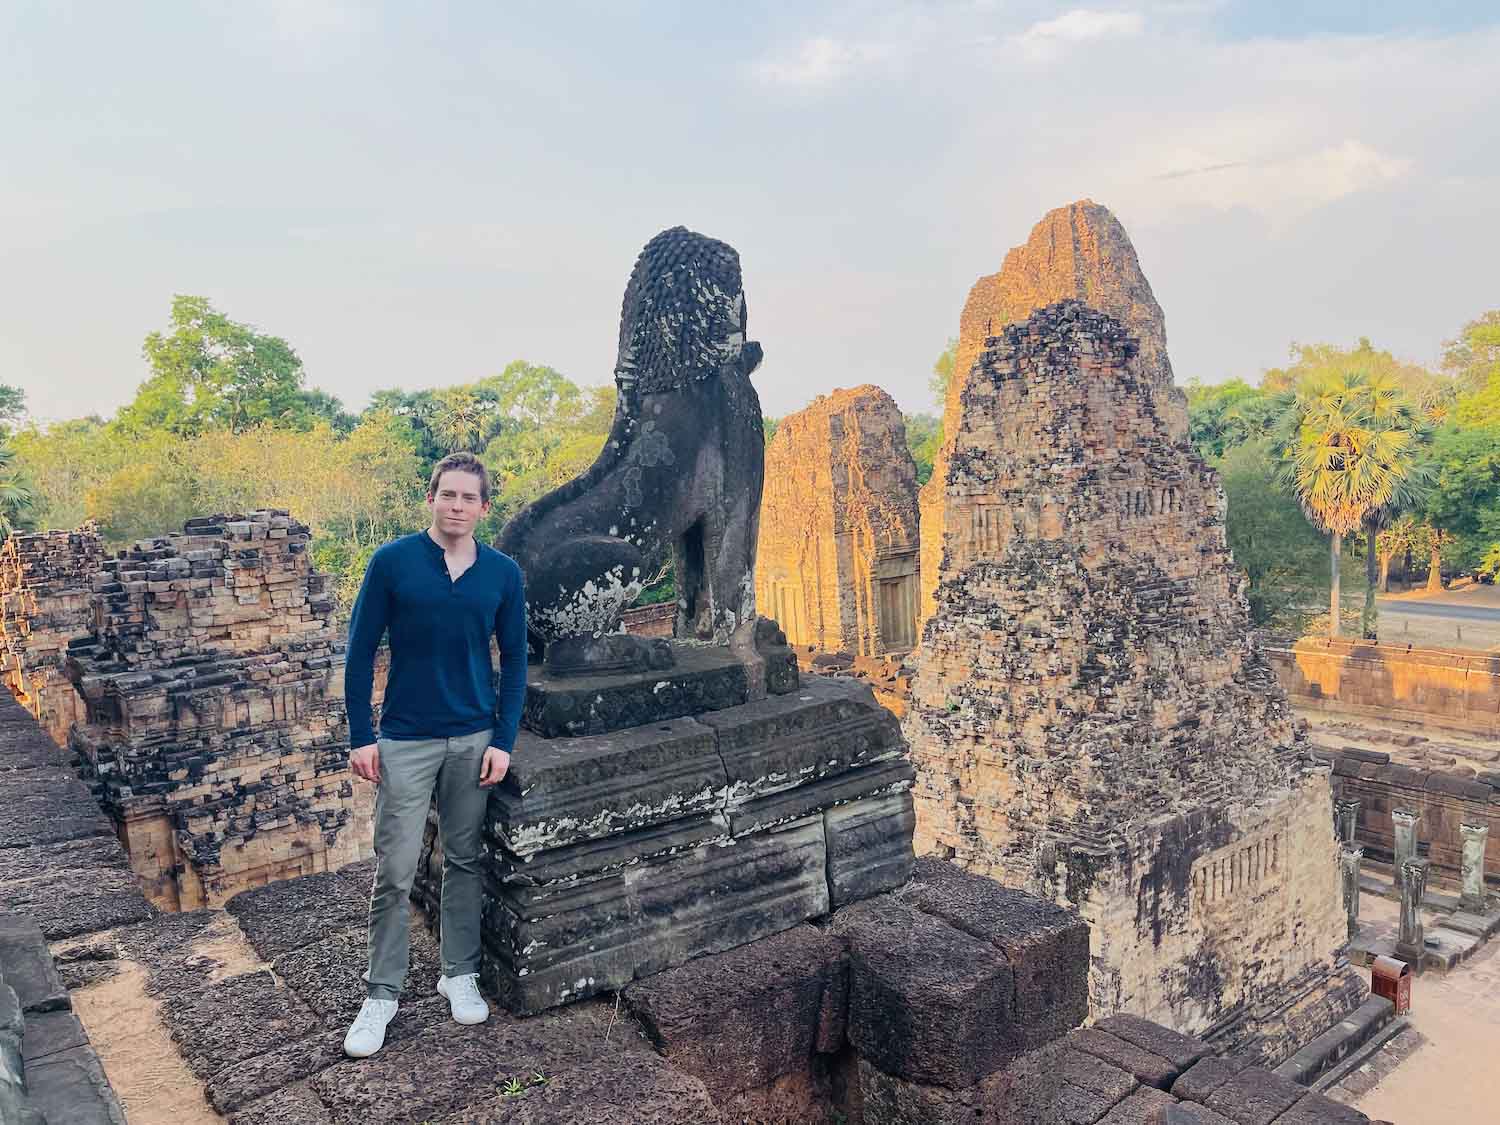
xmin=496 ymin=226 xmax=766 ymax=670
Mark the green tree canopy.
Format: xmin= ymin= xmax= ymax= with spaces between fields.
xmin=115 ymin=295 xmax=333 ymax=436
xmin=1443 ymin=310 xmax=1500 ymax=395
xmin=929 ymin=337 xmax=957 ymax=402
xmin=1271 ymin=368 xmax=1432 ymax=636
xmin=1420 ymin=423 xmax=1500 ymax=578
xmin=1216 ymin=440 xmax=1332 ymax=633
xmin=1185 ymin=378 xmax=1278 ymax=460
xmin=904 ymin=412 xmax=941 ymax=486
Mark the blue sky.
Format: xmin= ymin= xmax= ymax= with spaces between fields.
xmin=3 ymin=1 xmax=1497 ymax=423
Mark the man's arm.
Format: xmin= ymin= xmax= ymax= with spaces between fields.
xmin=490 ymin=561 xmax=528 ymax=755
xmin=345 ymin=549 xmax=391 ymax=779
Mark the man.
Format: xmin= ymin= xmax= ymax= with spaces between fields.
xmin=341 ymin=451 xmax=527 ymax=1058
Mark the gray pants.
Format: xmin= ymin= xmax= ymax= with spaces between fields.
xmin=366 ymin=729 xmax=491 ymax=1000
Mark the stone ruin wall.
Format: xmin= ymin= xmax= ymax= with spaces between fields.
xmin=905 ymin=300 xmax=1354 ymax=1059
xmin=0 ymin=525 xmax=105 ymax=747
xmin=1270 ymin=636 xmax=1500 ymax=738
xmin=1325 ymin=744 xmax=1500 ymax=887
xmin=0 ymin=511 xmax=378 ymax=911
xmin=918 ymin=199 xmax=1190 ymax=631
xmin=757 ymin=385 xmax=921 ymax=656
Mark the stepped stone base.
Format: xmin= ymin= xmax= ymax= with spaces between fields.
xmin=1274 ymin=995 xmax=1395 ymax=1087
xmin=419 ymin=657 xmax=918 ymax=1014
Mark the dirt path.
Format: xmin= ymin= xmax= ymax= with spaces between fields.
xmin=56 ymin=911 xmax=267 ymax=1124
xmin=1351 ymin=932 xmax=1500 ymax=1120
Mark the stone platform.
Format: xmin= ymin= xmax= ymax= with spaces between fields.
xmin=418 ymin=644 xmax=919 ymax=1015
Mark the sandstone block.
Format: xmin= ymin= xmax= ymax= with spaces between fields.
xmin=725 ymin=757 xmax=913 ymax=837
xmin=696 ymin=674 xmax=905 ymax=804
xmin=521 ymin=646 xmax=751 ymax=739
xmin=832 ymin=895 xmax=1015 ymax=1088
xmin=620 ymin=924 xmax=846 ymax=1101
xmin=159 ymin=969 xmax=320 ymax=1079
xmin=853 ymin=1056 xmax=1013 ymax=1125
xmin=825 ymin=790 xmax=916 ymax=906
xmin=430 ymin=1048 xmax=724 ymax=1125
xmin=1003 ymin=1037 xmax=1142 ymax=1106
xmin=1170 ymin=1055 xmax=1252 ymax=1103
xmin=206 ymin=998 xmax=450 ymax=1114
xmin=1098 ymin=1086 xmax=1180 ymax=1124
xmin=229 ymin=1083 xmax=333 ymax=1125
xmin=0 ymin=913 xmax=68 ymax=1014
xmin=225 ymin=863 xmax=372 ymax=960
xmin=902 ymin=856 xmax=1089 ymax=1049
xmin=487 ymin=718 xmax=723 ymax=856
xmin=1068 ymin=1026 xmax=1182 ymax=1090
xmin=1095 ymin=1013 xmax=1214 ymax=1072
xmin=21 ymin=1044 xmax=125 ymax=1125
xmin=485 ymin=817 xmax=829 ymax=1014
xmin=19 ymin=1009 xmax=88 ymax=1062
xmin=1276 ymin=1092 xmax=1373 ymax=1124
xmin=1201 ymin=1066 xmax=1306 ymax=1125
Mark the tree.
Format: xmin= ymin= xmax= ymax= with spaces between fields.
xmin=0 ymin=444 xmax=35 ymax=534
xmin=1271 ymin=369 xmax=1431 ymax=638
xmin=904 ymin=412 xmax=941 ymax=485
xmin=1375 ymin=515 xmax=1421 ymax=592
xmin=1186 ymin=378 xmax=1277 ymax=460
xmin=431 ymin=386 xmax=491 ymax=454
xmin=1442 ymin=310 xmax=1500 ymax=394
xmin=1217 ymin=440 xmax=1331 ymax=633
xmin=0 ymin=384 xmax=27 ymax=439
xmin=930 ymin=337 xmax=957 ymax=402
xmin=9 ymin=418 xmax=132 ymax=530
xmin=115 ymin=296 xmax=311 ymax=436
xmin=1419 ymin=424 xmax=1500 ymax=580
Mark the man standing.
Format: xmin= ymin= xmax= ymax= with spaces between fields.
xmin=341 ymin=451 xmax=527 ymax=1058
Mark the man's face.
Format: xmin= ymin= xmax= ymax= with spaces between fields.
xmin=426 ymin=469 xmax=490 ymax=537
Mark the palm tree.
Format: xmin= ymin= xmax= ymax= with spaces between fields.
xmin=1272 ymin=370 xmax=1431 ymax=638
xmin=0 ymin=444 xmax=34 ymax=535
xmin=431 ymin=387 xmax=489 ymax=454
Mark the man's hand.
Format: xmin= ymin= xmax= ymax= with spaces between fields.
xmin=351 ymin=743 xmax=380 ymax=783
xmin=480 ymin=747 xmax=511 ymax=787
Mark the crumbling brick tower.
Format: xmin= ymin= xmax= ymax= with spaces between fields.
xmin=66 ymin=511 xmax=374 ymax=910
xmin=0 ymin=525 xmax=105 ymax=746
xmin=906 ymin=302 xmax=1359 ymax=1063
xmin=917 ymin=199 xmax=1190 ymax=633
xmin=756 ymin=385 xmax=921 ymax=655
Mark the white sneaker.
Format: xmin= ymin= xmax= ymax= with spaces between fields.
xmin=437 ymin=972 xmax=489 ymax=1025
xmin=343 ymin=997 xmax=398 ymax=1058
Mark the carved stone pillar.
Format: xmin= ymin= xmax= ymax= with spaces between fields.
xmin=1341 ymin=845 xmax=1363 ymax=939
xmin=1335 ymin=799 xmax=1360 ymax=846
xmin=1460 ymin=822 xmax=1491 ymax=913
xmin=1392 ymin=809 xmax=1420 ymax=890
xmin=1396 ymin=857 xmax=1430 ymax=965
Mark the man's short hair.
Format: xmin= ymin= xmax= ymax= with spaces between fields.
xmin=428 ymin=452 xmax=491 ymax=504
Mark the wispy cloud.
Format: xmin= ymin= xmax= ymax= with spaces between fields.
xmin=1154 ymin=161 xmax=1249 ymax=180
xmin=1137 ymin=140 xmax=1411 ymax=220
xmin=750 ymin=36 xmax=898 ymax=89
xmin=1012 ymin=8 xmax=1145 ymax=61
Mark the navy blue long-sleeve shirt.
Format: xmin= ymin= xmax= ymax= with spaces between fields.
xmin=344 ymin=530 xmax=528 ymax=751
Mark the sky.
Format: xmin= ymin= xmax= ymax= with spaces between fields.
xmin=3 ymin=1 xmax=1497 ymax=424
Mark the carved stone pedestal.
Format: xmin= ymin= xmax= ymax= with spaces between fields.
xmin=1460 ymin=822 xmax=1491 ymax=913
xmin=1396 ymin=857 xmax=1430 ymax=967
xmin=1340 ymin=846 xmax=1362 ymax=939
xmin=1334 ymin=798 xmax=1360 ymax=846
xmin=418 ymin=648 xmax=918 ymax=1015
xmin=1392 ymin=809 xmax=1420 ymax=892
